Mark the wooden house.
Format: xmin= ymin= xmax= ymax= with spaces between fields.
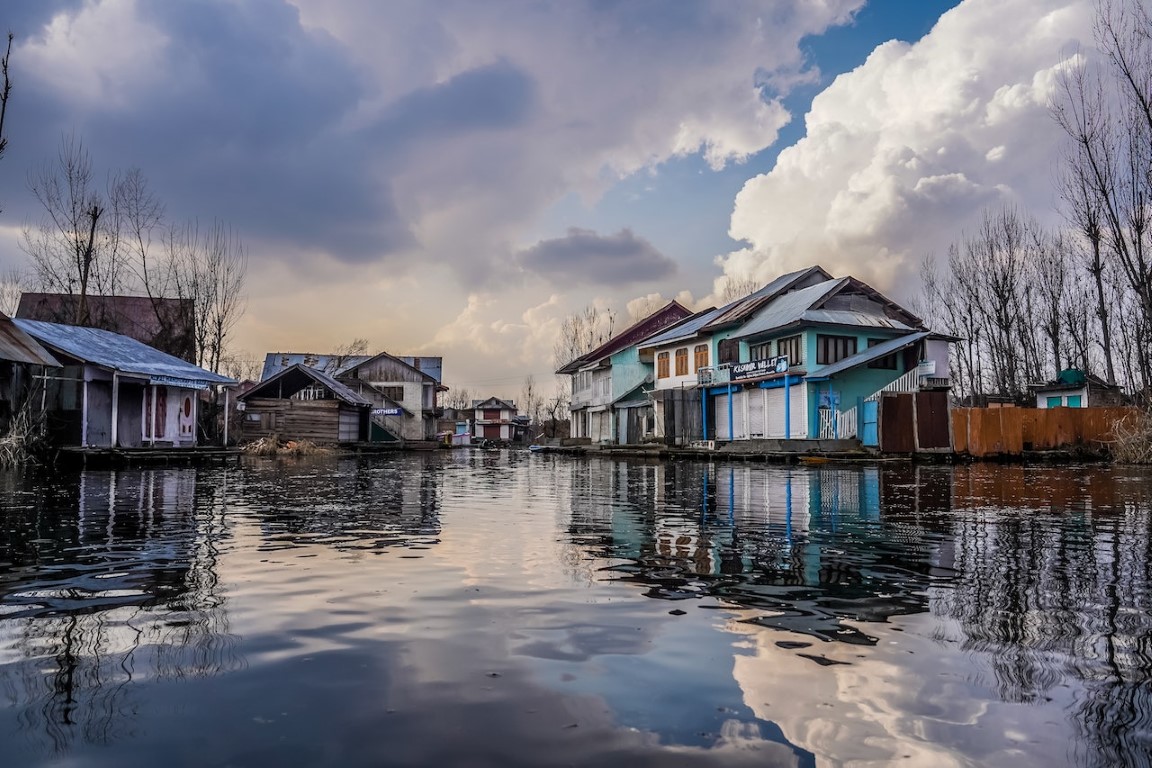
xmin=260 ymin=351 xmax=447 ymax=441
xmin=0 ymin=312 xmax=61 ymax=433
xmin=13 ymin=318 xmax=235 ymax=448
xmin=238 ymin=364 xmax=370 ymax=443
xmin=471 ymin=397 xmax=518 ymax=441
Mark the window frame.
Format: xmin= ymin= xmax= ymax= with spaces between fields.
xmin=693 ymin=344 xmax=709 ymax=371
xmin=777 ymin=334 xmax=803 ymax=366
xmin=816 ymin=334 xmax=857 ymax=365
xmin=674 ymin=348 xmax=689 ymax=376
xmin=866 ymin=338 xmax=898 ymax=370
xmin=657 ymin=351 xmax=670 ymax=379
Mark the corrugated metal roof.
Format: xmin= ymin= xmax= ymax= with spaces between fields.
xmin=813 ymin=331 xmax=929 ymax=378
xmin=636 ymin=307 xmax=723 ymax=349
xmin=262 ymin=352 xmax=442 ymax=383
xmin=730 ymin=279 xmax=847 ymax=339
xmin=0 ymin=313 xmax=60 ymax=366
xmin=240 ymin=364 xmax=372 ymax=406
xmin=703 ymin=265 xmax=833 ymax=330
xmin=555 ymin=301 xmax=693 ymax=373
xmin=14 ymin=319 xmax=234 ymax=386
xmin=801 ymin=309 xmax=916 ymax=331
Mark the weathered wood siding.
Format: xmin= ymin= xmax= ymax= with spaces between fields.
xmin=241 ymin=397 xmax=363 ymax=443
xmin=346 ymin=356 xmax=426 ymax=384
xmin=950 ymin=406 xmax=1139 ymax=458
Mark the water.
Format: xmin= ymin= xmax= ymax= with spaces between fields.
xmin=1 ymin=453 xmax=1150 ymax=767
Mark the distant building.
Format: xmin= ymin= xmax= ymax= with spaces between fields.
xmin=17 ymin=293 xmax=197 ymax=363
xmin=1031 ymin=370 xmax=1124 ymax=409
xmin=471 ymin=397 xmax=517 ymax=441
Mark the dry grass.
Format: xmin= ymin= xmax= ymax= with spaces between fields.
xmin=241 ymin=436 xmax=334 ymax=457
xmin=1110 ymin=408 xmax=1152 ymax=464
xmin=0 ymin=401 xmax=46 ymax=468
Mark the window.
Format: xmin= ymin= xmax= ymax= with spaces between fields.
xmin=718 ymin=338 xmax=740 ymax=364
xmin=1046 ymin=396 xmax=1063 ymax=408
xmin=866 ymin=338 xmax=897 ymax=370
xmin=693 ymin=344 xmax=709 ymax=371
xmin=657 ymin=351 xmax=670 ymax=379
xmin=750 ymin=342 xmax=771 ymax=361
xmin=379 ymin=385 xmax=405 ymax=402
xmin=1067 ymin=395 xmax=1082 ymax=407
xmin=675 ymin=348 xmax=689 ymax=376
xmin=777 ymin=335 xmax=803 ymax=366
xmin=817 ymin=334 xmax=857 ymax=365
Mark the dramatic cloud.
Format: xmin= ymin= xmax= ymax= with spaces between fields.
xmin=517 ymin=228 xmax=676 ymax=287
xmin=718 ymin=0 xmax=1092 ymax=303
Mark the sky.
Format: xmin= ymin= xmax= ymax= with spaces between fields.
xmin=0 ymin=0 xmax=1096 ymax=399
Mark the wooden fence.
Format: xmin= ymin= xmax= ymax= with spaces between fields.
xmin=950 ymin=406 xmax=1140 ymax=458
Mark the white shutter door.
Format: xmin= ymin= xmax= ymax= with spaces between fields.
xmin=767 ymin=387 xmax=786 ymax=438
xmin=714 ymin=394 xmax=729 ymax=441
xmin=748 ymin=389 xmax=766 ymax=438
xmin=789 ymin=383 xmax=807 ymax=438
xmin=731 ymin=390 xmax=748 ymax=440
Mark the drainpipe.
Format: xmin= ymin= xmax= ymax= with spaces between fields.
xmin=783 ymin=373 xmax=790 ymax=439
xmin=223 ymin=387 xmax=230 ymax=447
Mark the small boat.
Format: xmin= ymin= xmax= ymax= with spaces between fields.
xmin=528 ymin=444 xmax=550 ymax=453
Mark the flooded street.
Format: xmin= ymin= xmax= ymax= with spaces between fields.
xmin=1 ymin=454 xmax=1150 ymax=767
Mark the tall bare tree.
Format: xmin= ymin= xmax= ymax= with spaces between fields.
xmin=552 ymin=304 xmax=617 ymax=370
xmin=20 ymin=135 xmax=124 ymax=324
xmin=0 ymin=32 xmax=13 ymax=215
xmin=720 ymin=274 xmax=759 ymax=303
xmin=163 ymin=219 xmax=248 ymax=373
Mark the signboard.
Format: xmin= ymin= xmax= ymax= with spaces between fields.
xmin=149 ymin=374 xmax=213 ymax=390
xmin=730 ymin=356 xmax=789 ymax=382
xmin=373 ymin=407 xmax=402 ymax=416
xmin=917 ymin=360 xmax=936 ymax=376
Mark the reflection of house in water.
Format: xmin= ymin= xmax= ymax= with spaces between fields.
xmin=245 ymin=455 xmax=444 ymax=550
xmin=568 ymin=461 xmax=957 ymax=644
xmin=0 ymin=468 xmax=240 ymax=754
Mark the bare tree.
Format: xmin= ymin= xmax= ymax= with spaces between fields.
xmin=553 ymin=304 xmax=617 ymax=370
xmin=720 ymin=274 xmax=759 ymax=303
xmin=443 ymin=387 xmax=472 ymax=411
xmin=164 ymin=220 xmax=248 ymax=373
xmin=520 ymin=374 xmax=541 ymax=426
xmin=218 ymin=351 xmax=263 ymax=382
xmin=0 ymin=32 xmax=13 ymax=214
xmin=325 ymin=338 xmax=369 ymax=374
xmin=20 ymin=135 xmax=123 ymax=324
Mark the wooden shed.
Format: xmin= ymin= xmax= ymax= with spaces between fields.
xmin=238 ymin=364 xmax=370 ymax=444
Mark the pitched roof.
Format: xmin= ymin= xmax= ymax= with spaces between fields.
xmin=556 ymin=300 xmax=693 ymax=374
xmin=473 ymin=397 xmax=516 ymax=410
xmin=635 ymin=306 xmax=723 ymax=350
xmin=13 ymin=319 xmax=234 ymax=388
xmin=730 ymin=277 xmax=921 ymax=340
xmin=261 ymin=352 xmax=444 ymax=383
xmin=17 ymin=293 xmax=196 ymax=362
xmin=702 ymin=265 xmax=834 ymax=331
xmin=239 ymin=364 xmax=372 ymax=406
xmin=0 ymin=312 xmax=60 ymax=367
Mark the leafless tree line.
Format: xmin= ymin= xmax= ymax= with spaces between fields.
xmin=924 ymin=0 xmax=1152 ymax=403
xmin=12 ymin=134 xmax=247 ymax=373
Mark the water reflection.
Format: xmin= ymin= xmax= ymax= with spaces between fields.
xmin=1 ymin=456 xmax=1151 ymax=766
xmin=0 ymin=467 xmax=240 ymax=754
xmin=564 ymin=458 xmax=1152 ymax=766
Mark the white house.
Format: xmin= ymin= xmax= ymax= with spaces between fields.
xmin=471 ymin=397 xmax=517 ymax=441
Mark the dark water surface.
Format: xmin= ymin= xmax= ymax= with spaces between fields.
xmin=1 ymin=454 xmax=1151 ymax=767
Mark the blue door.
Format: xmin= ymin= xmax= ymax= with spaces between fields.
xmin=862 ymin=399 xmax=879 ymax=447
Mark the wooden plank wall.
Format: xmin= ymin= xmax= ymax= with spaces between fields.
xmin=241 ymin=398 xmax=344 ymax=443
xmin=950 ymin=406 xmax=1139 ymax=458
